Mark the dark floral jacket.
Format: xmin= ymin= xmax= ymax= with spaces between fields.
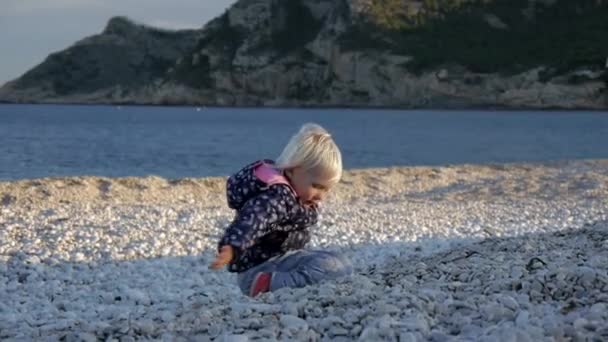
xmin=217 ymin=160 xmax=318 ymax=273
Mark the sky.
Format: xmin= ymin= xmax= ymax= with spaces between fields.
xmin=0 ymin=0 xmax=237 ymax=86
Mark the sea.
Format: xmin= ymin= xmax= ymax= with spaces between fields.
xmin=1 ymin=104 xmax=607 ymax=180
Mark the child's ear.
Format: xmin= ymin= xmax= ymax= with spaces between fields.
xmin=287 ymin=167 xmax=302 ymax=177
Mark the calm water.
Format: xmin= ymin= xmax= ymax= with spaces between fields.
xmin=0 ymin=104 xmax=607 ymax=180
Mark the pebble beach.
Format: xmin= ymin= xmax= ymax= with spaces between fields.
xmin=1 ymin=159 xmax=607 ymax=341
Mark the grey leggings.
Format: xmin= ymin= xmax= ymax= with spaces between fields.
xmin=237 ymin=250 xmax=353 ymax=295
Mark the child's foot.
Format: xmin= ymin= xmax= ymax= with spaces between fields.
xmin=250 ymin=272 xmax=272 ymax=297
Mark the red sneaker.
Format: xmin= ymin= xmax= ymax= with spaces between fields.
xmin=249 ymin=272 xmax=272 ymax=297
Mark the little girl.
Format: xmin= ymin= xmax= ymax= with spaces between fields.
xmin=210 ymin=123 xmax=353 ymax=297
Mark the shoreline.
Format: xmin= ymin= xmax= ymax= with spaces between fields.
xmin=2 ymin=101 xmax=608 ymax=112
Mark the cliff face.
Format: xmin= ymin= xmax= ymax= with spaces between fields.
xmin=1 ymin=0 xmax=607 ymax=109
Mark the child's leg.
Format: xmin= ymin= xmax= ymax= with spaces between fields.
xmin=269 ymin=250 xmax=353 ymax=291
xmin=236 ymin=256 xmax=281 ymax=295
xmin=236 ymin=250 xmax=353 ymax=296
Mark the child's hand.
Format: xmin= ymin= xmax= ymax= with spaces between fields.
xmin=210 ymin=245 xmax=234 ymax=270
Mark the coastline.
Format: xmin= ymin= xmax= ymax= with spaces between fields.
xmin=1 ymin=100 xmax=608 ymax=112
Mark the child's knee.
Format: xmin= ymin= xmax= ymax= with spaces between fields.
xmin=313 ymin=252 xmax=353 ymax=275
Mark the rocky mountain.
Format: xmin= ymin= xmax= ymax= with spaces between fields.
xmin=1 ymin=0 xmax=607 ymax=109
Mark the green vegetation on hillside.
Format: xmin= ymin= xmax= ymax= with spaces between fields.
xmin=366 ymin=0 xmax=475 ymax=29
xmin=342 ymin=0 xmax=608 ymax=75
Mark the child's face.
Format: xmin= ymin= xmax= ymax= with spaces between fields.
xmin=288 ymin=166 xmax=336 ymax=207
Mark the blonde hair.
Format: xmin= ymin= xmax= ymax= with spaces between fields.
xmin=276 ymin=123 xmax=342 ymax=183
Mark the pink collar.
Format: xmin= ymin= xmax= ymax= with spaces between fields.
xmin=254 ymin=162 xmax=296 ymax=194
